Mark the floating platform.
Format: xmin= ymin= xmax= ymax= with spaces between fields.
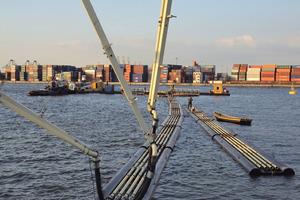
xmin=101 ymin=97 xmax=184 ymax=199
xmin=28 ymin=88 xmax=121 ymax=96
xmin=130 ymin=88 xmax=230 ymax=97
xmin=185 ymin=107 xmax=295 ymax=176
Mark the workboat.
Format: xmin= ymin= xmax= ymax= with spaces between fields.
xmin=213 ymin=112 xmax=252 ymax=125
xmin=27 ymin=80 xmax=118 ymax=96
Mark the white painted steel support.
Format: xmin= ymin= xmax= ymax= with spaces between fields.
xmin=0 ymin=91 xmax=98 ymax=158
xmin=148 ymin=0 xmax=174 ymax=139
xmin=81 ymin=0 xmax=154 ymax=145
xmin=148 ymin=0 xmax=173 ymax=112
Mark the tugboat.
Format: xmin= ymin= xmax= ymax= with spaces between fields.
xmin=28 ymin=80 xmax=72 ymax=96
xmin=207 ymin=83 xmax=230 ymax=96
xmin=28 ymin=80 xmax=75 ymax=96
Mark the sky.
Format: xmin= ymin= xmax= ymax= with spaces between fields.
xmin=1 ymin=0 xmax=300 ymax=73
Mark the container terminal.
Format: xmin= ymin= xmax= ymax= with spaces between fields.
xmin=2 ymin=61 xmax=300 ymax=87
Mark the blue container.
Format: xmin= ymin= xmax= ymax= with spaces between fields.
xmin=292 ymin=65 xmax=300 ymax=69
xmin=291 ymin=75 xmax=300 ymax=78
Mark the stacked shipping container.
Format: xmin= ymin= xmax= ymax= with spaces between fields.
xmin=131 ymin=65 xmax=148 ymax=83
xmin=231 ymin=64 xmax=239 ymax=81
xmin=231 ymin=64 xmax=300 ymax=82
xmin=10 ymin=65 xmax=21 ymax=81
xmin=183 ymin=66 xmax=193 ymax=83
xmin=291 ymin=65 xmax=300 ymax=82
xmin=168 ymin=69 xmax=182 ymax=83
xmin=238 ymin=64 xmax=248 ymax=81
xmin=198 ymin=65 xmax=215 ymax=83
xmin=103 ymin=65 xmax=112 ymax=82
xmin=231 ymin=64 xmax=248 ymax=81
xmin=124 ymin=64 xmax=132 ymax=82
xmin=276 ymin=65 xmax=291 ymax=82
xmin=261 ymin=65 xmax=276 ymax=82
xmin=19 ymin=65 xmax=27 ymax=81
xmin=247 ymin=66 xmax=261 ymax=81
xmin=160 ymin=66 xmax=169 ymax=83
xmin=193 ymin=72 xmax=203 ymax=83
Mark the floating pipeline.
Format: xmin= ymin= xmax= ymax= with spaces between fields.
xmin=185 ymin=107 xmax=295 ymax=176
xmin=101 ymin=97 xmax=184 ymax=200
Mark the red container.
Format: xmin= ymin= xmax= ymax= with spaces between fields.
xmin=249 ymin=65 xmax=262 ymax=68
xmin=261 ymin=77 xmax=275 ymax=81
xmin=276 ymin=72 xmax=290 ymax=76
xmin=291 ymin=69 xmax=300 ymax=75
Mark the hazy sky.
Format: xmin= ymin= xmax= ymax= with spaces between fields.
xmin=1 ymin=0 xmax=300 ymax=73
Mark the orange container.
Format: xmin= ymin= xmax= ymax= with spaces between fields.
xmin=276 ymin=69 xmax=290 ymax=73
xmin=262 ymin=65 xmax=276 ymax=68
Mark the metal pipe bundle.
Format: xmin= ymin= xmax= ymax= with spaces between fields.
xmin=185 ymin=107 xmax=295 ymax=176
xmin=102 ymin=97 xmax=183 ymax=199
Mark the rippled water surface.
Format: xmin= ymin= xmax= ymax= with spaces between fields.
xmin=0 ymin=84 xmax=299 ymax=199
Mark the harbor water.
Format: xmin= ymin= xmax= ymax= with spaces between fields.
xmin=0 ymin=84 xmax=299 ymax=199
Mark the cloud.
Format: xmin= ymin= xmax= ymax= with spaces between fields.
xmin=214 ymin=35 xmax=256 ymax=47
xmin=286 ymin=31 xmax=300 ymax=48
xmin=215 ymin=38 xmax=235 ymax=47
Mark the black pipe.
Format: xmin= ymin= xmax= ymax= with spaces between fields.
xmin=94 ymin=159 xmax=105 ymax=200
xmin=134 ymin=146 xmax=157 ymax=200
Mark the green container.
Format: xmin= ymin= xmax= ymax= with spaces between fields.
xmin=276 ymin=65 xmax=291 ymax=69
xmin=239 ymin=72 xmax=246 ymax=75
xmin=231 ymin=72 xmax=238 ymax=75
xmin=261 ymin=68 xmax=276 ymax=71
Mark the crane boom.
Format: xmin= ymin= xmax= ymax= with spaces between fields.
xmin=148 ymin=0 xmax=174 ymax=135
xmin=81 ymin=0 xmax=154 ymax=145
xmin=0 ymin=90 xmax=99 ymax=158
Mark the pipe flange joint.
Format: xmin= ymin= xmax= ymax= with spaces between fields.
xmin=146 ymin=170 xmax=155 ymax=179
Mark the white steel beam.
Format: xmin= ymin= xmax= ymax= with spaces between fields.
xmin=0 ymin=91 xmax=98 ymax=158
xmin=148 ymin=0 xmax=173 ymax=112
xmin=81 ymin=0 xmax=153 ymax=144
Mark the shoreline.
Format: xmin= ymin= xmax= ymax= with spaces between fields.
xmin=3 ymin=80 xmax=300 ymax=88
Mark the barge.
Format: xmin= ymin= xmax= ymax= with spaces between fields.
xmin=28 ymin=80 xmax=121 ymax=96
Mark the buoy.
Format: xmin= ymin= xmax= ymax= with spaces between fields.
xmin=289 ymin=85 xmax=297 ymax=95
